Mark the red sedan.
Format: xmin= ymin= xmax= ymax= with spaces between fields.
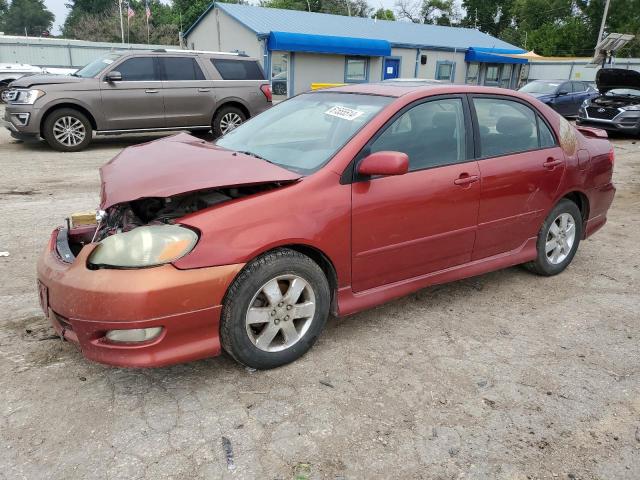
xmin=37 ymin=83 xmax=615 ymax=369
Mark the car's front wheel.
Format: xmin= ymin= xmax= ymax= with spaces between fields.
xmin=220 ymin=249 xmax=330 ymax=369
xmin=43 ymin=108 xmax=93 ymax=152
xmin=524 ymin=199 xmax=583 ymax=276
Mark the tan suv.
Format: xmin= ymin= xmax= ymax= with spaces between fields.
xmin=1 ymin=49 xmax=272 ymax=151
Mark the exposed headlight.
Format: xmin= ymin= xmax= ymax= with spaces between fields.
xmin=581 ymin=99 xmax=590 ymax=107
xmin=10 ymin=89 xmax=45 ymax=105
xmin=621 ymin=104 xmax=640 ymax=111
xmin=89 ymin=225 xmax=198 ymax=268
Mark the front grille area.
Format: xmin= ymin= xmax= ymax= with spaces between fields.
xmin=586 ymin=106 xmax=619 ymax=120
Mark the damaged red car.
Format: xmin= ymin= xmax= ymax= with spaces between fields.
xmin=37 ymin=83 xmax=616 ymax=369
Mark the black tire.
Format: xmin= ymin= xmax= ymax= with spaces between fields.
xmin=220 ymin=248 xmax=330 ymax=369
xmin=43 ymin=108 xmax=93 ymax=152
xmin=523 ymin=199 xmax=583 ymax=276
xmin=212 ymin=105 xmax=246 ymax=138
xmin=273 ymin=83 xmax=287 ymax=96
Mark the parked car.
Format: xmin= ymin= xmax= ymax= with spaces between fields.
xmin=519 ymin=79 xmax=598 ymax=117
xmin=271 ymin=71 xmax=287 ymax=96
xmin=37 ymin=83 xmax=615 ymax=369
xmin=2 ymin=49 xmax=272 ymax=151
xmin=577 ymin=68 xmax=640 ymax=137
xmin=0 ymin=63 xmax=42 ymax=102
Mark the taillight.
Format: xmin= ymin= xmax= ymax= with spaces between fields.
xmin=608 ymin=146 xmax=615 ymax=166
xmin=260 ymin=84 xmax=272 ymax=102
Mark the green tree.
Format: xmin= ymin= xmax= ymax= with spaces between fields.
xmin=260 ymin=0 xmax=370 ymax=17
xmin=395 ymin=0 xmax=458 ymax=24
xmin=372 ymin=8 xmax=395 ymax=20
xmin=460 ymin=0 xmax=514 ymax=37
xmin=3 ymin=0 xmax=54 ymax=35
xmin=63 ymin=0 xmax=114 ymax=35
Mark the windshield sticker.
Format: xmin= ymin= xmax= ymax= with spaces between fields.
xmin=325 ymin=105 xmax=365 ymax=121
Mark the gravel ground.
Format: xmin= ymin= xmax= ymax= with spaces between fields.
xmin=0 ymin=105 xmax=639 ymax=480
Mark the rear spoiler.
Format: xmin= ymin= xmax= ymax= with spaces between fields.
xmin=576 ymin=126 xmax=608 ymax=139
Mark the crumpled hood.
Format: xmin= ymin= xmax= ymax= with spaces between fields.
xmin=99 ymin=133 xmax=301 ymax=209
xmin=10 ymin=74 xmax=84 ymax=88
xmin=596 ymin=68 xmax=640 ymax=93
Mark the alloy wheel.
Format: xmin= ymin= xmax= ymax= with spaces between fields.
xmin=219 ymin=112 xmax=243 ymax=134
xmin=545 ymin=212 xmax=576 ymax=265
xmin=53 ymin=116 xmax=86 ymax=147
xmin=245 ymin=275 xmax=316 ymax=352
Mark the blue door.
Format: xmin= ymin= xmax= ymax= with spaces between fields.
xmin=383 ymin=58 xmax=400 ymax=80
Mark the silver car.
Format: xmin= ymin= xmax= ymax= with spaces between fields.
xmin=2 ymin=49 xmax=272 ymax=151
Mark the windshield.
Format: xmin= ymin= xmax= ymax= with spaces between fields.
xmin=216 ymin=92 xmax=393 ymax=174
xmin=520 ymin=81 xmax=561 ymax=94
xmin=74 ymin=53 xmax=121 ymax=78
xmin=605 ymin=88 xmax=640 ymax=97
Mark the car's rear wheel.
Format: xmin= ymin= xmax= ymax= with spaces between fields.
xmin=524 ymin=199 xmax=582 ymax=276
xmin=212 ymin=106 xmax=246 ymax=138
xmin=43 ymin=108 xmax=92 ymax=152
xmin=220 ymin=249 xmax=330 ymax=369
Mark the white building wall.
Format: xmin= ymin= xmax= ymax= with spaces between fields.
xmin=187 ymin=8 xmax=263 ymax=60
xmin=292 ymin=53 xmax=347 ymax=94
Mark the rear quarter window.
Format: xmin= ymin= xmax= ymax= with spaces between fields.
xmin=211 ymin=59 xmax=265 ymax=80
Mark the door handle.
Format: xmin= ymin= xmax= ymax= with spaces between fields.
xmin=198 ymin=88 xmax=211 ymax=93
xmin=454 ymin=174 xmax=479 ymax=186
xmin=145 ymin=89 xmax=159 ymax=94
xmin=543 ymin=157 xmax=563 ymax=169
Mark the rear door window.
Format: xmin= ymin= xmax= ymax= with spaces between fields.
xmin=115 ymin=57 xmax=159 ymax=81
xmin=161 ymin=57 xmax=206 ymax=81
xmin=211 ymin=59 xmax=265 ymax=80
xmin=473 ymin=98 xmax=542 ymax=157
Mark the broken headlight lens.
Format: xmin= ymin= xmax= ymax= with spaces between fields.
xmin=11 ymin=89 xmax=45 ymax=105
xmin=89 ymin=225 xmax=198 ymax=268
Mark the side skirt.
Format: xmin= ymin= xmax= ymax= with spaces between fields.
xmin=337 ymin=237 xmax=538 ymax=317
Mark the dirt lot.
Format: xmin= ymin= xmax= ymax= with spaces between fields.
xmin=0 ymin=105 xmax=638 ymax=480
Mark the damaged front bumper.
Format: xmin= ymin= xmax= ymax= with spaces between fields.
xmin=37 ymin=227 xmax=244 ymax=367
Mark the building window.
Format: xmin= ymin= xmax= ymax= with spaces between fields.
xmin=345 ymin=57 xmax=368 ymax=83
xmin=465 ymin=62 xmax=479 ymax=84
xmin=435 ymin=61 xmax=455 ymax=82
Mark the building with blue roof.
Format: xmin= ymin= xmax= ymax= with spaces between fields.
xmin=184 ymin=3 xmax=527 ymax=98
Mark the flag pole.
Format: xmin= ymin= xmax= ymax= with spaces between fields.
xmin=146 ymin=1 xmax=150 ymax=44
xmin=118 ymin=0 xmax=125 ymax=44
xmin=127 ymin=2 xmax=130 ymax=44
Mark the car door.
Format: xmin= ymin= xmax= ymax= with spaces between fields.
xmin=553 ymin=81 xmax=574 ymax=116
xmin=351 ymin=96 xmax=480 ymax=292
xmin=570 ymin=81 xmax=589 ymax=115
xmin=470 ymin=95 xmax=566 ymax=260
xmin=99 ymin=55 xmax=165 ymax=130
xmin=159 ymin=55 xmax=216 ymax=128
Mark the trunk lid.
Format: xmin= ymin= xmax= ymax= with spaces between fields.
xmin=99 ymin=133 xmax=301 ymax=209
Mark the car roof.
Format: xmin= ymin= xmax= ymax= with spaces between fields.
xmin=318 ymin=82 xmax=535 ymax=99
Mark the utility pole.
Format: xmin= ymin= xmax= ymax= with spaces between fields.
xmin=597 ymin=0 xmax=611 ymax=45
xmin=118 ymin=0 xmax=125 ymax=44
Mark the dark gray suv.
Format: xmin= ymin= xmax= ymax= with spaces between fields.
xmin=1 ymin=49 xmax=272 ymax=151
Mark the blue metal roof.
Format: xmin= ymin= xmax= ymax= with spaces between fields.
xmin=465 ymin=47 xmax=528 ymax=64
xmin=186 ymin=3 xmax=523 ymax=52
xmin=268 ymin=32 xmax=391 ymax=56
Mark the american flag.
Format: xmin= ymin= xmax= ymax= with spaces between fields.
xmin=127 ymin=3 xmax=135 ymax=19
xmin=145 ymin=1 xmax=151 ymax=20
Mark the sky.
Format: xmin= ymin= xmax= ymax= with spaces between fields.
xmin=44 ymin=0 xmax=401 ymax=35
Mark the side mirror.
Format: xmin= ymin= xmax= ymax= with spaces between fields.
xmin=105 ymin=71 xmax=122 ymax=82
xmin=557 ymin=89 xmax=569 ymax=96
xmin=358 ymin=151 xmax=409 ymax=177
